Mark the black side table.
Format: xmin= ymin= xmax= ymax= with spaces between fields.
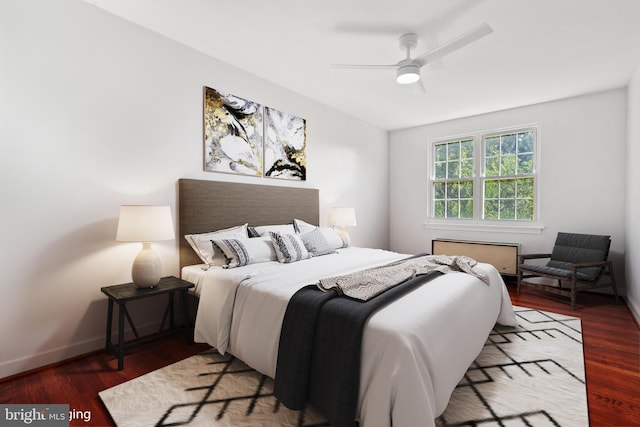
xmin=101 ymin=276 xmax=195 ymax=370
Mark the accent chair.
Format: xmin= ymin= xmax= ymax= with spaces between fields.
xmin=517 ymin=232 xmax=619 ymax=310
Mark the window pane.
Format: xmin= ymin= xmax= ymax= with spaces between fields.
xmin=460 ymin=200 xmax=473 ymax=218
xmin=435 ymin=144 xmax=447 ymax=162
xmin=446 ymin=182 xmax=459 ymax=198
xmin=500 ymin=179 xmax=515 ymax=198
xmin=516 ymin=199 xmax=533 ymax=220
xmin=447 ymin=160 xmax=460 ymax=178
xmin=448 ymin=142 xmax=460 ymax=161
xmin=517 ymin=153 xmax=533 ymax=174
xmin=435 ymin=161 xmax=446 ymax=179
xmin=500 ymin=199 xmax=515 ymax=219
xmin=434 ymin=200 xmax=445 ymax=218
xmin=517 ymin=131 xmax=533 ymax=153
xmin=485 ymin=157 xmax=499 ymax=176
xmin=486 ymin=137 xmax=500 ymax=157
xmin=517 ymin=178 xmax=534 ymax=198
xmin=501 ymin=155 xmax=516 ymax=176
xmin=501 ymin=134 xmax=516 ymax=154
xmin=446 ymin=200 xmax=459 ymax=218
xmin=460 ymin=180 xmax=473 ymax=198
xmin=460 ymin=139 xmax=473 ymax=161
xmin=484 ymin=200 xmax=499 ymax=219
xmin=485 ymin=180 xmax=499 ymax=198
xmin=461 ymin=139 xmax=474 ymax=159
xmin=461 ymin=159 xmax=473 ymax=178
xmin=433 ymin=182 xmax=445 ymax=199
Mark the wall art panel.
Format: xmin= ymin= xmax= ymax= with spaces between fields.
xmin=264 ymin=106 xmax=307 ymax=181
xmin=203 ymin=87 xmax=263 ymax=176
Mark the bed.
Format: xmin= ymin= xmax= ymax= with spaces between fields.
xmin=177 ymin=178 xmax=517 ymax=427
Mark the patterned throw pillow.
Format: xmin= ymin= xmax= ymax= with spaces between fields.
xmin=184 ymin=223 xmax=249 ymax=266
xmin=269 ymin=232 xmax=310 ymax=263
xmin=212 ymin=237 xmax=276 ymax=268
xmin=301 ymin=227 xmax=336 ymax=256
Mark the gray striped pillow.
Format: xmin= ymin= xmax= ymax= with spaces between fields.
xmin=212 ymin=237 xmax=276 ymax=268
xmin=269 ymin=232 xmax=310 ymax=263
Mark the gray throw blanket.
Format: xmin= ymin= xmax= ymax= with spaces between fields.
xmin=317 ymin=254 xmax=489 ymax=301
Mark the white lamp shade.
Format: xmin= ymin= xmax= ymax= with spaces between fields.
xmin=329 ymin=207 xmax=357 ymax=228
xmin=116 ymin=205 xmax=175 ymax=242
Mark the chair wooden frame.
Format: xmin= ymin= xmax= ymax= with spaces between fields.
xmin=517 ymin=251 xmax=619 ymax=310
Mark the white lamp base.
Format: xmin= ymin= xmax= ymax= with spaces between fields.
xmin=131 ymin=242 xmax=162 ymax=288
xmin=335 ymin=228 xmax=351 ymax=247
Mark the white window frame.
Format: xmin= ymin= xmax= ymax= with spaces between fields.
xmin=425 ymin=124 xmax=544 ymax=234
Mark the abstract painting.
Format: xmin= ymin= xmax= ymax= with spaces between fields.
xmin=263 ymin=106 xmax=306 ymax=181
xmin=203 ymin=87 xmax=263 ymax=176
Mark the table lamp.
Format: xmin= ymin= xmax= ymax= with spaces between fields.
xmin=116 ymin=205 xmax=175 ymax=288
xmin=329 ymin=207 xmax=357 ymax=246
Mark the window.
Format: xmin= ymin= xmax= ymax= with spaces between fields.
xmin=430 ymin=126 xmax=537 ymax=223
xmin=483 ymin=130 xmax=535 ymax=220
xmin=433 ymin=138 xmax=474 ymax=219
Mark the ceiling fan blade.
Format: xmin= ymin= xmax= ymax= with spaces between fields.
xmin=330 ymin=63 xmax=397 ymax=70
xmin=414 ymin=23 xmax=492 ymax=67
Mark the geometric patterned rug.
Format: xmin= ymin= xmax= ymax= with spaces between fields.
xmin=437 ymin=306 xmax=587 ymax=426
xmin=100 ymin=351 xmax=328 ymax=427
xmin=100 ymin=306 xmax=586 ymax=427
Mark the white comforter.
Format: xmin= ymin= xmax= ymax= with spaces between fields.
xmin=185 ymin=247 xmax=517 ymax=427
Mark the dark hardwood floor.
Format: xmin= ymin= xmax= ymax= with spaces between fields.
xmin=0 ymin=336 xmax=211 ymax=426
xmin=1 ymin=284 xmax=638 ymax=426
xmin=508 ymin=284 xmax=640 ymax=427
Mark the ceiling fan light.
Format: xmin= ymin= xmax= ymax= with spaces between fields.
xmin=396 ymin=64 xmax=420 ymax=84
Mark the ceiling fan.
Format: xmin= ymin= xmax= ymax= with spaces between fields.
xmin=331 ymin=23 xmax=493 ymax=86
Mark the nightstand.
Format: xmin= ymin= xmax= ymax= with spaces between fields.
xmin=101 ymin=276 xmax=195 ymax=370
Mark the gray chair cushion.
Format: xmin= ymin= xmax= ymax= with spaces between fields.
xmin=521 ymin=263 xmax=599 ymax=281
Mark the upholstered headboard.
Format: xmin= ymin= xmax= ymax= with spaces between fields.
xmin=178 ymin=179 xmax=320 ymax=269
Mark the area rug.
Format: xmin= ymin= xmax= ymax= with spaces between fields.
xmin=99 ymin=306 xmax=587 ymax=426
xmin=437 ymin=306 xmax=587 ymax=426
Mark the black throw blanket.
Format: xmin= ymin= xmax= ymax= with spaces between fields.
xmin=274 ymin=264 xmax=443 ymax=427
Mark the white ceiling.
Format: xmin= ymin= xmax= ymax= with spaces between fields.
xmin=84 ymin=0 xmax=640 ymax=131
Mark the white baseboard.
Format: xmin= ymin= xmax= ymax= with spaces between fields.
xmin=0 ymin=336 xmax=105 ymax=380
xmin=626 ymin=296 xmax=640 ymax=326
xmin=0 ymin=318 xmax=185 ymax=380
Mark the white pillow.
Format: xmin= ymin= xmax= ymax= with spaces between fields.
xmin=316 ymin=227 xmax=348 ymax=249
xmin=212 ymin=236 xmax=277 ymax=268
xmin=269 ymin=232 xmax=310 ymax=263
xmin=293 ymin=218 xmax=317 ymax=234
xmin=249 ymin=223 xmax=296 ymax=237
xmin=184 ymin=224 xmax=248 ymax=266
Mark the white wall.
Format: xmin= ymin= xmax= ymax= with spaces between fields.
xmin=389 ymin=89 xmax=627 ymax=295
xmin=626 ymin=65 xmax=640 ymax=322
xmin=0 ymin=0 xmax=389 ymax=378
